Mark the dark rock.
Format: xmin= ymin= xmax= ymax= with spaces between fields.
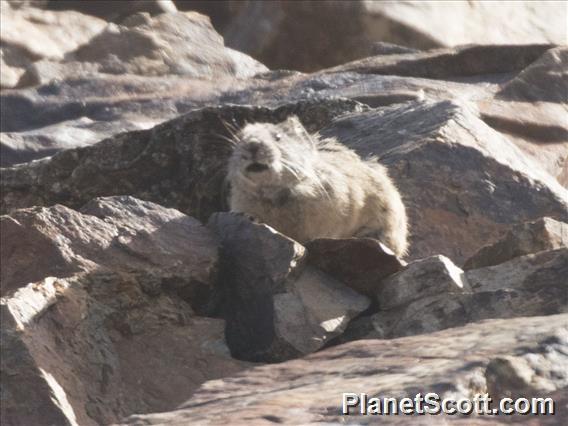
xmin=208 ymin=212 xmax=369 ymax=362
xmin=120 ymin=314 xmax=568 ymax=425
xmin=323 ymin=44 xmax=554 ymax=80
xmin=464 ymin=217 xmax=568 ymax=270
xmin=305 ymin=237 xmax=405 ymax=296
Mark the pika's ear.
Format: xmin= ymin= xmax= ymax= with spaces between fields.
xmin=282 ymin=115 xmax=312 ymax=139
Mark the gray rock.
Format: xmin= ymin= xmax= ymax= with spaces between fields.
xmin=371 ymin=248 xmax=568 ymax=339
xmin=305 ymin=237 xmax=405 ymax=296
xmin=464 ymin=217 xmax=568 ymax=270
xmin=208 ymin=212 xmax=369 ymax=362
xmin=0 ymin=196 xmax=219 ymax=313
xmin=376 ymin=255 xmax=469 ymax=310
xmin=119 ymin=314 xmax=568 ymax=425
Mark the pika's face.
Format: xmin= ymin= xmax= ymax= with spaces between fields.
xmin=228 ymin=116 xmax=315 ymax=187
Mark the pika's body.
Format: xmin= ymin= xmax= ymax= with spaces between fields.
xmin=227 ymin=116 xmax=409 ymax=257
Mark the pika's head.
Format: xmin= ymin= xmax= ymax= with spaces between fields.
xmin=227 ymin=116 xmax=316 ymax=188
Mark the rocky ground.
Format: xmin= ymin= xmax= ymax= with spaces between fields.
xmin=1 ymin=1 xmax=567 ymax=425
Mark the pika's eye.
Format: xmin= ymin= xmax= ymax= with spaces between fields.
xmin=275 ymin=133 xmax=282 ymax=141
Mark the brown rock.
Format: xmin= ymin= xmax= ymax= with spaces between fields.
xmin=1 ymin=196 xmax=219 ymax=312
xmin=1 ymin=274 xmax=249 ymax=425
xmin=463 ymin=217 xmax=568 ymax=270
xmin=305 ymin=237 xmax=405 ymax=296
xmin=479 ymin=47 xmax=568 ymax=187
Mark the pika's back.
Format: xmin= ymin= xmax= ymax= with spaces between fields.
xmin=226 ymin=116 xmax=409 ymax=257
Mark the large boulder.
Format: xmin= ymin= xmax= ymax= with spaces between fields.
xmin=222 ymin=1 xmax=564 ymax=71
xmin=0 ymin=196 xmax=219 ymax=310
xmin=121 ymin=314 xmax=568 ymax=425
xmin=320 ymin=100 xmax=568 ymax=262
xmin=208 ymin=212 xmax=370 ymax=362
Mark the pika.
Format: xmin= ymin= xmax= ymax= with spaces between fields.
xmin=226 ymin=116 xmax=409 ymax=257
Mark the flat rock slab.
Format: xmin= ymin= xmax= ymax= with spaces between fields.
xmin=208 ymin=212 xmax=369 ymax=362
xmin=120 ymin=314 xmax=568 ymax=425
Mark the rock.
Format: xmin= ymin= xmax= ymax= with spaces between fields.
xmin=0 ymin=2 xmax=106 ymax=88
xmin=208 ymin=212 xmax=369 ymax=362
xmin=465 ymin=248 xmax=568 ymax=308
xmin=0 ymin=8 xmax=269 ymax=165
xmin=0 ymin=116 xmax=157 ymax=167
xmin=68 ymin=11 xmax=266 ymax=79
xmin=370 ymin=248 xmax=568 ymax=339
xmin=323 ymin=43 xmax=554 ymax=80
xmin=1 ymin=274 xmax=248 ymax=425
xmin=0 ymin=99 xmax=364 ymax=217
xmin=320 ymin=100 xmax=568 ymax=263
xmin=120 ymin=314 xmax=568 ymax=425
xmin=479 ymin=47 xmax=568 ymax=187
xmin=463 ymin=217 xmax=568 ymax=270
xmin=46 ymin=0 xmax=177 ymax=22
xmin=486 ymin=332 xmax=568 ymax=400
xmin=223 ymin=0 xmax=564 ymax=71
xmin=376 ymin=255 xmax=469 ymax=310
xmin=0 ymin=196 xmax=219 ymax=311
xmin=305 ymin=238 xmax=405 ymax=296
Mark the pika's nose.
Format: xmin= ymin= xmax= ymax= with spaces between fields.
xmin=247 ymin=142 xmax=261 ymax=156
